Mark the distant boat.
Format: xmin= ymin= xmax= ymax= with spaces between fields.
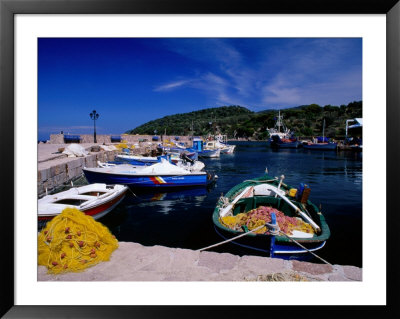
xmin=212 ymin=174 xmax=330 ymax=260
xmin=191 ymin=138 xmax=221 ymax=158
xmin=204 ymin=139 xmax=235 ymax=154
xmin=83 ymin=159 xmax=216 ymax=189
xmin=214 ymin=134 xmax=236 ymax=154
xmin=157 ymin=140 xmax=199 ymax=161
xmin=270 ymin=135 xmax=302 ymax=149
xmin=267 ymin=110 xmax=292 ymax=140
xmin=115 ymin=151 xmax=198 ymax=166
xmin=303 ymin=119 xmax=337 ymax=150
xmin=38 ymin=183 xmax=128 ymax=221
xmin=303 ymin=142 xmax=337 ymax=150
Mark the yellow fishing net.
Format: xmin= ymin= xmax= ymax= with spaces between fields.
xmin=38 ymin=207 xmax=118 ymax=274
xmin=116 ymin=142 xmax=128 ymax=149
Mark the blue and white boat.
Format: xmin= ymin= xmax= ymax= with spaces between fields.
xmin=191 ymin=138 xmax=220 ymax=158
xmin=114 ymin=151 xmax=198 ymax=166
xmin=114 ymin=154 xmax=161 ymax=166
xmin=303 ymin=119 xmax=337 ymax=151
xmin=83 ymin=159 xmax=216 ymax=189
xmin=303 ymin=141 xmax=337 ymax=150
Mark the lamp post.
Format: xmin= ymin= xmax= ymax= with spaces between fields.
xmin=90 ymin=110 xmax=99 ymax=143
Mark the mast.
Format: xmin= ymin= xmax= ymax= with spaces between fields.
xmin=277 ymin=110 xmax=281 ymax=133
xmin=322 ymin=118 xmax=325 ymax=142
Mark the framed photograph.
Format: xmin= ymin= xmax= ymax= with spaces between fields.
xmin=1 ymin=0 xmax=398 ymax=317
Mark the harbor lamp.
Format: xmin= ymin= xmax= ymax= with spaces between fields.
xmin=90 ymin=110 xmax=100 ymax=143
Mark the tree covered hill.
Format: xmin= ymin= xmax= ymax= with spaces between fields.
xmin=126 ymin=101 xmax=362 ymax=139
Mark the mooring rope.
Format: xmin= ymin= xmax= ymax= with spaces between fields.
xmin=197 ymin=222 xmax=332 ymax=266
xmin=276 ymin=231 xmax=332 ymax=265
xmin=197 ymin=223 xmax=267 ymax=252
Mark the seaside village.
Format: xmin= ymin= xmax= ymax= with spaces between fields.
xmin=37 ymin=114 xmax=362 ymax=281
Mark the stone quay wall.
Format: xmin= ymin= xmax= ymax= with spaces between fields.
xmin=49 ymin=134 xmax=193 ymax=146
xmin=38 ymin=144 xmax=158 ymax=197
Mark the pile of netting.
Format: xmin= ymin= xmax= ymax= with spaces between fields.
xmin=220 ymin=205 xmax=314 ymax=235
xmin=38 ymin=207 xmax=119 ymax=274
xmin=116 ymin=141 xmax=129 ymax=150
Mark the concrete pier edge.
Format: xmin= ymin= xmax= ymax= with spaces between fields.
xmin=37 ymin=241 xmax=362 ymax=281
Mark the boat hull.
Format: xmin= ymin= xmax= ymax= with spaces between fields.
xmin=303 ymin=143 xmax=337 ymax=150
xmin=271 ymin=141 xmax=302 ymax=149
xmin=220 ymin=145 xmax=236 ymax=154
xmin=38 ymin=184 xmax=128 ymax=221
xmin=38 ymin=191 xmax=126 ymax=221
xmin=198 ymin=149 xmax=220 ymax=158
xmin=214 ymin=226 xmax=327 ymax=261
xmin=83 ymin=168 xmax=212 ymax=189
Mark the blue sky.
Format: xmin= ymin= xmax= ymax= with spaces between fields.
xmin=38 ymin=38 xmax=362 ymax=141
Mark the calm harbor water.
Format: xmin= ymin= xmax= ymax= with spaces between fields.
xmin=99 ymin=141 xmax=362 ymax=267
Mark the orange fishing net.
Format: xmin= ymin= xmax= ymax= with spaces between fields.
xmin=221 ymin=206 xmax=314 ymax=235
xmin=38 ymin=207 xmax=118 ymax=274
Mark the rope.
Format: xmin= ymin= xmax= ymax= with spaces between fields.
xmin=266 ymin=222 xmax=280 ymax=236
xmin=276 ymin=230 xmax=332 ymax=265
xmin=198 ymin=222 xmax=332 ymax=266
xmin=197 ymin=223 xmax=267 ymax=252
xmin=218 ymin=195 xmax=230 ymax=209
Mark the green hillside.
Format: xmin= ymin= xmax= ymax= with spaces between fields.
xmin=126 ymin=101 xmax=362 ymax=140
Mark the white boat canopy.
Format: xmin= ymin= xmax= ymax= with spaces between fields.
xmin=345 ymin=118 xmax=363 ymax=138
xmin=348 ymin=118 xmax=363 ymax=129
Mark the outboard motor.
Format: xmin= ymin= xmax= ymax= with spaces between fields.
xmin=180 ymin=152 xmax=195 ymax=164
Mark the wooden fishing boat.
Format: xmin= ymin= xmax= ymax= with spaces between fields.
xmin=212 ymin=174 xmax=330 ymax=260
xmin=38 ymin=183 xmax=128 ymax=221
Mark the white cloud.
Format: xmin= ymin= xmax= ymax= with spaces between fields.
xmin=153 ymin=80 xmax=191 ymax=92
xmin=154 ymin=39 xmax=361 ymax=109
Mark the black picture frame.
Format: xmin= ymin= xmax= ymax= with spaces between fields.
xmin=1 ymin=0 xmax=399 ymax=318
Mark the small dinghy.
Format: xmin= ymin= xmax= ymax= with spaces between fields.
xmin=38 ymin=183 xmax=128 ymax=221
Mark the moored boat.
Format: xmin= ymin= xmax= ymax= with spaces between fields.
xmin=303 ymin=119 xmax=337 ymax=150
xmin=192 ymin=138 xmax=220 ymax=158
xmin=303 ymin=142 xmax=337 ymax=150
xmin=212 ymin=174 xmax=330 ymax=260
xmin=204 ymin=139 xmax=236 ymax=154
xmin=270 ymin=135 xmax=302 ymax=149
xmin=267 ymin=110 xmax=292 ymax=140
xmin=38 ymin=183 xmax=128 ymax=221
xmin=209 ymin=134 xmax=236 ymax=154
xmin=83 ymin=159 xmax=216 ymax=189
xmin=115 ymin=151 xmax=198 ymax=166
xmin=115 ymin=154 xmax=160 ymax=166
